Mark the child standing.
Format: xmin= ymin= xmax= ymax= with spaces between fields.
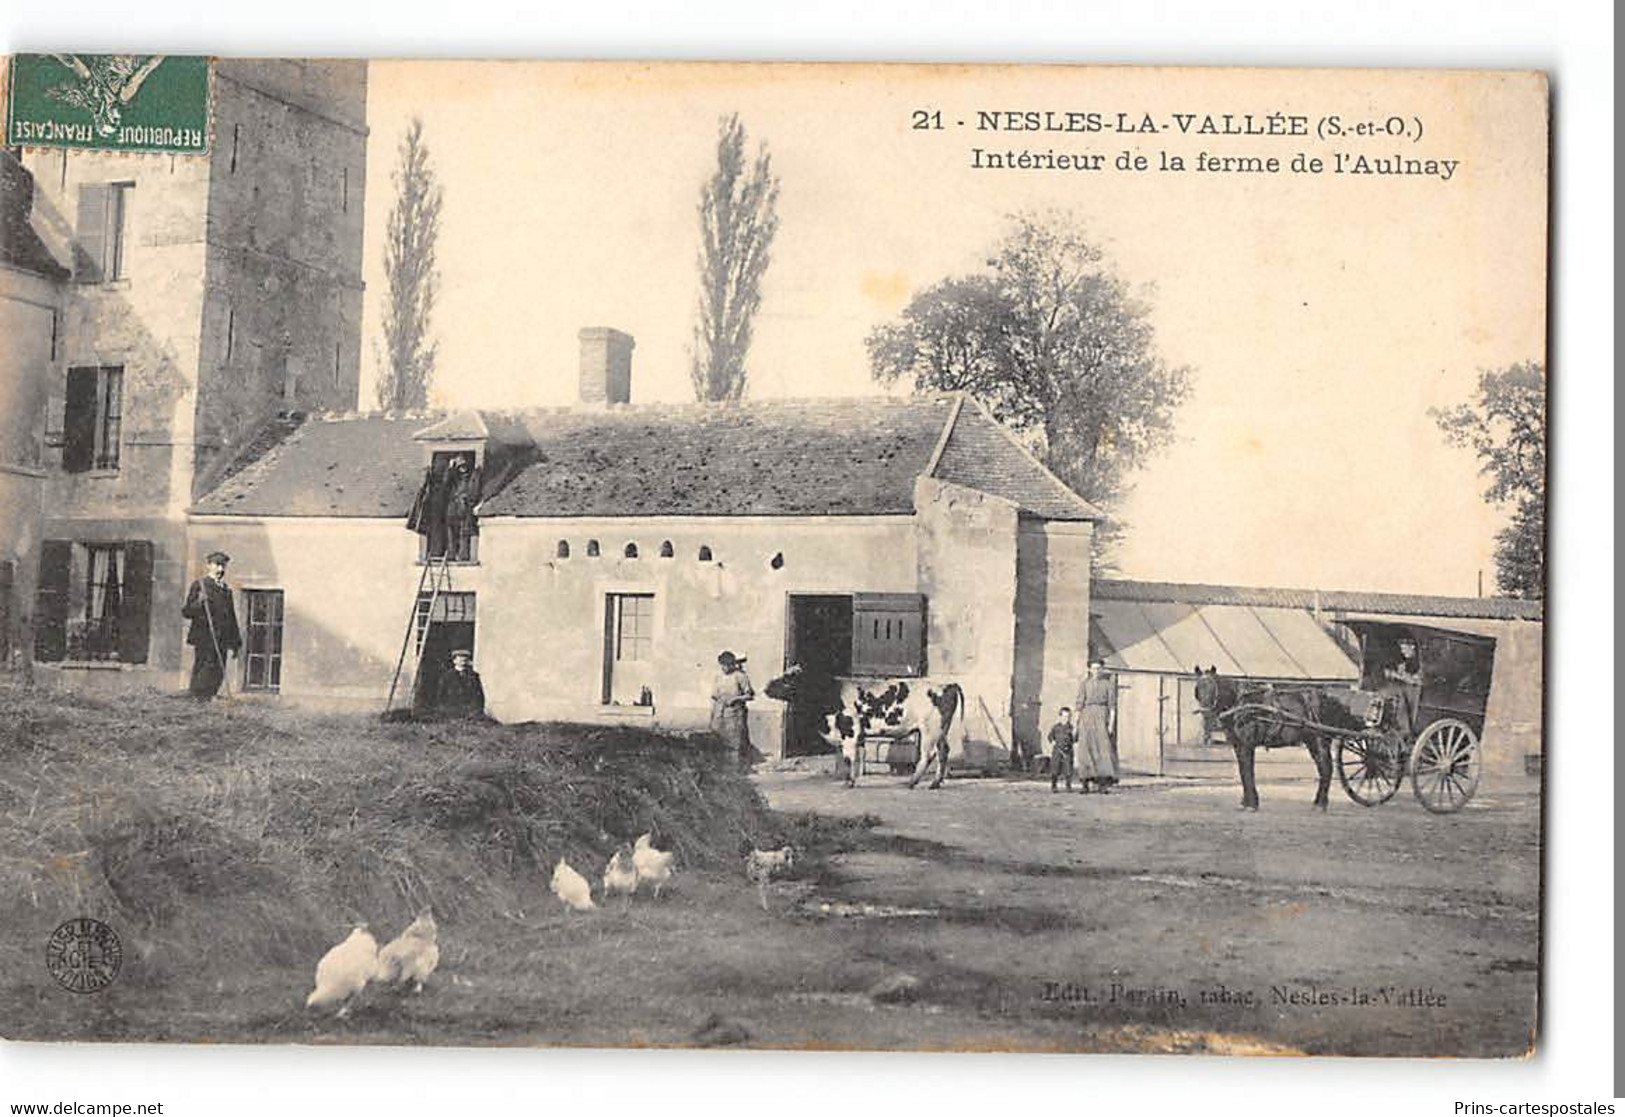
xmin=1047 ymin=707 xmax=1077 ymax=793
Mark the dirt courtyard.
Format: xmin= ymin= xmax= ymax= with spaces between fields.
xmin=744 ymin=765 xmax=1541 ymax=1057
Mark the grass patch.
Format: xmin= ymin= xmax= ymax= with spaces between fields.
xmin=0 ymin=679 xmax=786 ymax=1014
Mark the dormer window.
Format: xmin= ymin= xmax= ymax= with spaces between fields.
xmin=409 ymin=449 xmax=480 ymax=563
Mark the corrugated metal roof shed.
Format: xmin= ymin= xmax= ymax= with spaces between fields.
xmin=1092 ymin=598 xmax=1357 ymax=681
xmin=1093 ymin=578 xmax=1542 ymax=623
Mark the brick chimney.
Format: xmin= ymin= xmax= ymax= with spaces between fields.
xmin=577 ymin=327 xmax=635 ymax=406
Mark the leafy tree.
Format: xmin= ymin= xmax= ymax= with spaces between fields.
xmin=690 ymin=114 xmax=780 ymax=402
xmin=867 ymin=213 xmax=1192 ymax=566
xmin=1431 ymin=361 xmax=1546 ymax=598
xmin=376 ymin=118 xmax=443 ymax=411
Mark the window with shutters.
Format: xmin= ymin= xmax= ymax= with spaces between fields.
xmin=34 ymin=540 xmax=153 ymax=665
xmin=73 ymin=182 xmax=134 ymax=283
xmin=62 ymin=366 xmax=123 ymax=472
xmin=242 ymin=590 xmax=285 ymax=692
xmin=850 ymin=592 xmax=927 ymax=677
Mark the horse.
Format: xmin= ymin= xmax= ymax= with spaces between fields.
xmin=1192 ymin=666 xmax=1336 ymax=811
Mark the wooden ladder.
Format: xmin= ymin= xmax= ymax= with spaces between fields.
xmin=384 ymin=553 xmax=452 ymax=715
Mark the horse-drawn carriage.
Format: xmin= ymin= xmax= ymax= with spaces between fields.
xmin=1197 ymin=621 xmax=1497 ymax=814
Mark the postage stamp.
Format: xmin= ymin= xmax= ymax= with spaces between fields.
xmin=5 ymin=53 xmax=210 ymax=153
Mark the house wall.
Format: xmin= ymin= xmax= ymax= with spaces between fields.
xmin=0 ymin=267 xmax=62 ymax=668
xmin=186 ymin=513 xmax=922 ymax=752
xmin=183 ymin=516 xmax=424 ymax=706
xmin=913 ymin=477 xmax=1020 ymax=750
xmin=478 ymin=516 xmax=921 ymax=753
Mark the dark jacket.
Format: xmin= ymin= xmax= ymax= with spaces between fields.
xmin=437 ymin=666 xmax=487 ymax=719
xmin=182 ymin=576 xmax=242 ymax=654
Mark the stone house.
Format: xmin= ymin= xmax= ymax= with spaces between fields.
xmin=16 ymin=60 xmax=367 ymax=686
xmin=187 ymin=329 xmax=1100 ymax=759
xmin=0 ymin=151 xmax=71 ymax=669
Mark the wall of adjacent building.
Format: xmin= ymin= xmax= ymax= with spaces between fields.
xmin=913 ymin=477 xmax=1021 ymax=755
xmin=195 ymin=61 xmax=368 ymax=487
xmin=21 ymin=60 xmax=367 ymax=689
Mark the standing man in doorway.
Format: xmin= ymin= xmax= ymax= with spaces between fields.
xmin=182 ymin=551 xmax=241 ymax=700
xmin=436 ymin=648 xmax=487 ymax=720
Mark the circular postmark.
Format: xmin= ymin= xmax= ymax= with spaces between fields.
xmin=45 ymin=917 xmax=123 ymax=994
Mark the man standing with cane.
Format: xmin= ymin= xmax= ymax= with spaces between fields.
xmin=182 ymin=551 xmax=241 ymax=700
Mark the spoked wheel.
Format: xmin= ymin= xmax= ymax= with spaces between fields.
xmin=1410 ymin=718 xmax=1481 ymax=814
xmin=1337 ymin=733 xmax=1404 ymax=806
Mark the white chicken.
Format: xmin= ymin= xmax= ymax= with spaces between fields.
xmin=744 ymin=846 xmax=797 ymax=911
xmin=374 ymin=910 xmax=440 ymax=993
xmin=551 ymin=858 xmax=596 ymax=912
xmin=305 ymin=924 xmax=379 ymax=1017
xmin=602 ymin=846 xmax=639 ymax=905
xmin=632 ymin=832 xmax=676 ymax=899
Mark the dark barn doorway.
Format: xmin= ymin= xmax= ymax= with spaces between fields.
xmin=784 ymin=594 xmax=852 ymax=756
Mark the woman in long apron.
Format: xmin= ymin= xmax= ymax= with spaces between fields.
xmin=711 ymin=650 xmax=758 ymax=770
xmin=1075 ymin=660 xmax=1120 ymax=793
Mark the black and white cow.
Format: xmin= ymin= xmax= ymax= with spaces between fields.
xmin=764 ymin=666 xmax=966 ymax=789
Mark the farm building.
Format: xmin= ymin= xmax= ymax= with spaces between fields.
xmin=185 ymin=329 xmax=1099 ymax=759
xmin=1088 ymin=579 xmax=1543 ymax=787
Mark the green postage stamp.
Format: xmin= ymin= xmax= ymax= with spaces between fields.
xmin=5 ymin=53 xmax=210 ymax=153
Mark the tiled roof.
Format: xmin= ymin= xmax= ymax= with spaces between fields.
xmin=192 ymin=395 xmax=1103 ymax=521
xmin=192 ymin=413 xmax=432 ymax=517
xmin=933 ymin=398 xmax=1101 ymax=521
xmin=1093 ymin=579 xmax=1544 ymax=622
xmin=484 ymin=398 xmax=952 ymax=518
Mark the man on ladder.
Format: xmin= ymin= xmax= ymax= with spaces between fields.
xmin=182 ymin=550 xmax=242 ymax=700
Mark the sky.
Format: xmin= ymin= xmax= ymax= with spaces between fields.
xmin=358 ymin=62 xmax=1547 ymax=597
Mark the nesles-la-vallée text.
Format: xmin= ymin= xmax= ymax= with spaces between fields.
xmin=1041 ymin=982 xmax=1447 ymax=1010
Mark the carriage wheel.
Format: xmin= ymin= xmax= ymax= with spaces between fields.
xmin=1410 ymin=719 xmax=1481 ymax=814
xmin=1337 ymin=734 xmax=1403 ymax=806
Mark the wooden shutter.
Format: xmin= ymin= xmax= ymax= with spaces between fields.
xmin=118 ymin=541 xmax=154 ymax=664
xmin=62 ymin=368 xmax=98 ymax=473
xmin=850 ymin=592 xmax=927 ymax=677
xmin=34 ymin=541 xmax=71 ymax=663
xmin=73 ymin=184 xmax=109 ymax=283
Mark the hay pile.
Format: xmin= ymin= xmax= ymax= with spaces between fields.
xmin=0 ymin=680 xmax=773 ymax=997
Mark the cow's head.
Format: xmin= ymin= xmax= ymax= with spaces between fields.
xmin=762 ymin=664 xmax=804 ymax=703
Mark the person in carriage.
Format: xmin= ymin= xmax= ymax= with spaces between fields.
xmin=1376 ymin=636 xmax=1423 ymax=735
